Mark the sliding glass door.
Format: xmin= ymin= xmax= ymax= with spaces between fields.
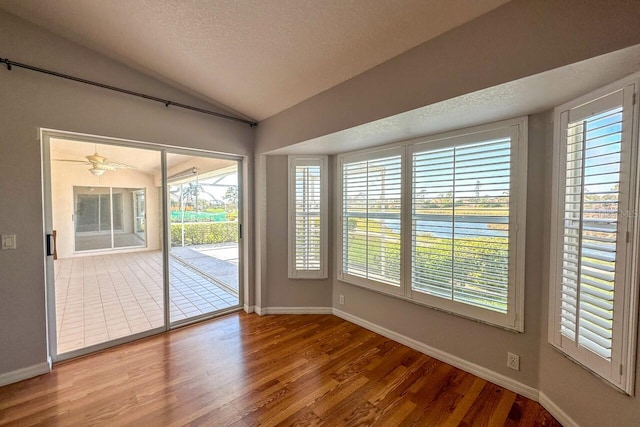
xmin=167 ymin=153 xmax=241 ymax=325
xmin=44 ymin=131 xmax=244 ymax=361
xmin=48 ymin=137 xmax=164 ymax=358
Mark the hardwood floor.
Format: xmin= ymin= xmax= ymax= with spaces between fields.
xmin=0 ymin=313 xmax=560 ymax=426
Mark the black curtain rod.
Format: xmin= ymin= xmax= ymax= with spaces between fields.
xmin=0 ymin=57 xmax=258 ymax=127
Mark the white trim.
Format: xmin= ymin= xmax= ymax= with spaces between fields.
xmin=288 ymin=155 xmax=329 ymax=279
xmin=56 ymin=327 xmax=166 ymax=362
xmin=336 ymin=117 xmax=528 ymax=331
xmin=337 ymin=146 xmax=405 ymax=292
xmin=554 ymin=72 xmax=640 ymax=118
xmin=254 ymin=306 xmax=264 ymax=316
xmin=548 ymin=74 xmax=640 ymax=394
xmin=244 ymin=304 xmax=255 ymax=314
xmin=0 ymin=359 xmax=51 ymax=387
xmin=538 ymin=392 xmax=579 ymax=427
xmin=261 ymin=307 xmax=333 ymax=315
xmin=332 ymin=308 xmax=538 ymax=400
xmin=41 ymin=128 xmax=249 ymax=363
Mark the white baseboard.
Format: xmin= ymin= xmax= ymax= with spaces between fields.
xmin=332 ymin=308 xmax=539 ymax=401
xmin=243 ymin=304 xmax=254 ymax=314
xmin=539 ymin=392 xmax=577 ymax=427
xmin=260 ymin=307 xmax=333 ymax=315
xmin=0 ymin=359 xmax=51 ymax=387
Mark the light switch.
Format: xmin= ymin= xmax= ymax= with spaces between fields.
xmin=2 ymin=234 xmax=16 ymax=250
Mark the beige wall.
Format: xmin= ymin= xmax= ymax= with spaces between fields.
xmin=264 ymin=156 xmax=332 ymax=308
xmin=0 ymin=10 xmax=253 ymax=376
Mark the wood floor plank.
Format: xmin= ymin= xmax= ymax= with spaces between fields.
xmin=440 ymin=376 xmax=487 ymax=426
xmin=0 ymin=313 xmax=561 ymax=426
xmin=460 ymin=383 xmax=513 ymax=427
xmin=487 ymin=389 xmax=518 ymax=427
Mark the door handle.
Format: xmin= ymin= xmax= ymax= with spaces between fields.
xmin=46 ymin=234 xmax=55 ymax=256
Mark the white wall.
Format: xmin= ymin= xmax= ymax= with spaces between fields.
xmin=0 ymin=9 xmax=253 ymax=378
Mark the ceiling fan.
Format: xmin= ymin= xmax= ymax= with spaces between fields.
xmin=55 ymin=149 xmax=135 ymax=176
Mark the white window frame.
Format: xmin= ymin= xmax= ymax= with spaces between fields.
xmin=337 ymin=117 xmax=528 ymax=331
xmin=548 ymin=73 xmax=640 ymax=394
xmin=337 ymin=146 xmax=405 ymax=296
xmin=288 ymin=155 xmax=328 ymax=279
xmin=408 ymin=121 xmax=527 ymax=331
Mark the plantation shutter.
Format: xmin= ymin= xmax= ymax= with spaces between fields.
xmin=558 ymin=91 xmax=626 ymax=362
xmin=288 ymin=156 xmax=327 ymax=279
xmin=342 ymin=152 xmax=402 ymax=287
xmin=411 ymin=137 xmax=512 ymax=313
xmin=549 ymin=77 xmax=640 ymax=393
xmin=295 ymin=164 xmax=321 ymax=271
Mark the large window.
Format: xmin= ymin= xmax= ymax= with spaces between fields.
xmin=549 ymin=75 xmax=639 ymax=393
xmin=288 ymin=156 xmax=328 ymax=279
xmin=338 ymin=118 xmax=527 ymax=330
xmin=74 ymin=186 xmax=146 ymax=252
xmin=340 ymin=148 xmax=403 ymax=295
xmin=75 ymin=193 xmax=121 ymax=232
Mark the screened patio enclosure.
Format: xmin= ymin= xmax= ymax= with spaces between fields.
xmin=74 ymin=186 xmax=147 ymax=251
xmin=50 ymin=138 xmax=241 ymax=355
xmin=167 ymin=154 xmax=240 ymax=323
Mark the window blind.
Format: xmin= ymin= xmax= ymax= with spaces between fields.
xmin=338 ymin=118 xmax=527 ymax=330
xmin=342 ymin=154 xmax=402 ymax=286
xmin=412 ymin=138 xmax=511 ymax=313
xmin=560 ymin=106 xmax=623 ymax=361
xmin=294 ymin=164 xmax=322 ymax=271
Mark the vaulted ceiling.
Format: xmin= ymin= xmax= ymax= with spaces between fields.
xmin=0 ymin=0 xmax=509 ymax=121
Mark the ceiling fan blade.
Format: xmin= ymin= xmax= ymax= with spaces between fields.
xmin=94 ymin=163 xmax=117 ymax=171
xmin=58 ymin=150 xmax=135 ymax=173
xmin=106 ymin=162 xmax=135 ymax=169
xmin=54 ymin=159 xmax=92 ymax=164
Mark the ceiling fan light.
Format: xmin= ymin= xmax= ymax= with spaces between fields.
xmin=90 ymin=167 xmax=105 ymax=176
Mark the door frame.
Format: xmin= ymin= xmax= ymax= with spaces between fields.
xmin=133 ymin=189 xmax=146 ymax=240
xmin=164 ymin=148 xmax=244 ymax=328
xmin=41 ymin=128 xmax=246 ymax=362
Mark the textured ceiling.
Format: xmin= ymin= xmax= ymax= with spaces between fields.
xmin=0 ymin=0 xmax=509 ymax=121
xmin=269 ymin=45 xmax=640 ymax=155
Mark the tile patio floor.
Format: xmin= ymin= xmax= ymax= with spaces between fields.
xmin=54 ymin=250 xmax=239 ymax=354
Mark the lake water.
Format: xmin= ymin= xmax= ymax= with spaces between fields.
xmin=382 ymin=218 xmax=508 ymax=238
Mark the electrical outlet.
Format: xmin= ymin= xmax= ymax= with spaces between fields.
xmin=507 ymin=352 xmax=520 ymax=371
xmin=339 ymin=295 xmax=345 ymax=305
xmin=1 ymin=234 xmax=16 ymax=250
